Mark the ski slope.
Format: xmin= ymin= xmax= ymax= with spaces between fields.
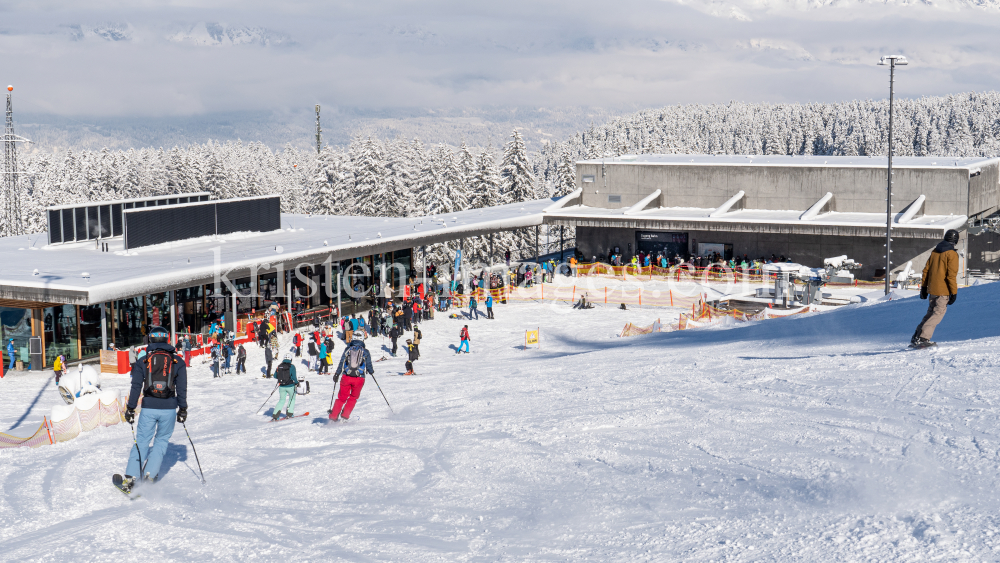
xmin=3 ymin=284 xmax=1000 ymax=561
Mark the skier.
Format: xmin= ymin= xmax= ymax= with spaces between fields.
xmin=912 ymin=229 xmax=960 ymax=348
xmin=412 ymin=324 xmax=422 ymax=359
xmin=264 ymin=345 xmax=274 ymax=378
xmin=457 ymin=325 xmax=470 ymax=354
xmin=485 ymin=293 xmax=494 ymax=320
xmin=307 ymin=338 xmax=319 ymax=371
xmin=53 ymin=354 xmax=66 ymax=384
xmin=118 ymin=326 xmax=187 ymax=492
xmin=404 ymin=339 xmax=417 ymax=375
xmin=211 ymin=344 xmax=221 ymax=378
xmin=330 ymin=334 xmax=374 ymax=421
xmin=293 ymin=332 xmax=303 ymax=357
xmin=236 ymin=343 xmax=247 ymax=374
xmin=469 ymin=293 xmax=480 ymax=320
xmin=271 ymin=353 xmax=299 ymax=420
xmin=318 ymin=340 xmax=329 ymax=374
xmin=389 ymin=322 xmax=401 ymax=357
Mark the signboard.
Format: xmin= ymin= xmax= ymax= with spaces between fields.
xmin=525 ymin=329 xmax=539 ymax=349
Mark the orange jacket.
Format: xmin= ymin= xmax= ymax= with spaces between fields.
xmin=921 ymin=241 xmax=959 ymax=296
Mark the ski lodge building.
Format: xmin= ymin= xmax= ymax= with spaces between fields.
xmin=1 ymin=153 xmax=998 ymax=370
xmin=554 ymin=154 xmax=1000 ymax=281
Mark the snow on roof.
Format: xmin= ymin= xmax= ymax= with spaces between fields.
xmin=577 ymin=154 xmax=1000 ymax=169
xmin=550 ymin=204 xmax=967 ymax=231
xmin=0 ymin=198 xmax=555 ymax=305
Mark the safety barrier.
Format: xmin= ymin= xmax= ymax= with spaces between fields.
xmin=620 ymin=319 xmax=664 ymax=337
xmin=0 ymin=392 xmax=125 ymax=450
xmin=571 ymin=262 xmax=877 ymax=287
xmin=451 ymin=283 xmax=708 ymax=311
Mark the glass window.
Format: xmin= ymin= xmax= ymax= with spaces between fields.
xmin=392 ymin=249 xmax=412 ymax=288
xmin=74 ymin=208 xmax=87 ymax=241
xmin=0 ymin=307 xmax=32 ymax=363
xmin=44 ymin=305 xmax=79 ymax=365
xmin=99 ymin=205 xmax=111 ymax=238
xmin=48 ymin=210 xmax=63 ymax=244
xmin=115 ymin=297 xmax=144 ymax=349
xmin=112 ymin=203 xmax=123 ymax=236
xmin=79 ymin=304 xmax=105 ymax=358
xmin=87 ymin=206 xmax=100 ymax=239
xmin=146 ymin=293 xmax=168 ymax=329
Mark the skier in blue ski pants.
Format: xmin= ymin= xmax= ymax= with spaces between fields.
xmin=126 ymin=409 xmax=175 ymax=479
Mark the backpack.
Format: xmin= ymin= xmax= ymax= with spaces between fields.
xmin=275 ymin=362 xmax=293 ymax=386
xmin=144 ymin=350 xmax=178 ymax=399
xmin=344 ymin=345 xmax=366 ymax=377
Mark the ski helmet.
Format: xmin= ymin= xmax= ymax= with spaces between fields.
xmin=283 ymin=352 xmax=292 ymax=361
xmin=352 ymin=332 xmax=364 ymax=342
xmin=944 ymin=229 xmax=960 ymax=244
xmin=148 ymin=326 xmax=169 ymax=343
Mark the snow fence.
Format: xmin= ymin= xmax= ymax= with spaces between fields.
xmin=0 ymin=390 xmax=125 ymax=449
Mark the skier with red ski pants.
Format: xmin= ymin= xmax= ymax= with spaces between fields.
xmin=330 ymin=335 xmax=373 ymax=421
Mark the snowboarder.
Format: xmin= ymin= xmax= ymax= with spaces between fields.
xmin=912 ymin=229 xmax=960 ymax=348
xmin=457 ymin=325 xmax=470 ymax=354
xmin=264 ymin=345 xmax=274 ymax=378
xmin=404 ymin=339 xmax=417 ymax=375
xmin=119 ymin=326 xmax=187 ymax=491
xmin=330 ymin=334 xmax=374 ymax=421
xmin=236 ymin=343 xmax=247 ymax=374
xmin=271 ymin=353 xmax=299 ymax=421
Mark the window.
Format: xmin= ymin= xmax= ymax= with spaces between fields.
xmin=608 ymin=195 xmax=622 ymax=203
xmin=583 ymin=175 xmax=595 ymax=183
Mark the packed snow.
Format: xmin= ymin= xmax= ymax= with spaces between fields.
xmin=3 ymin=282 xmax=1000 ymax=560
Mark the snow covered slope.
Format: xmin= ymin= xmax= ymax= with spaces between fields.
xmin=2 ymin=284 xmax=1000 ymax=560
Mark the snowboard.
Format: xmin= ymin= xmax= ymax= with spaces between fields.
xmin=112 ymin=474 xmax=141 ymax=500
xmin=268 ymin=411 xmax=310 ymax=423
xmin=908 ymin=341 xmax=937 ymax=349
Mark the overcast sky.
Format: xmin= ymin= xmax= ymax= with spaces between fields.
xmin=2 ymin=0 xmax=1000 ymax=118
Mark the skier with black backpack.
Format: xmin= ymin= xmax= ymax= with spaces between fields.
xmin=271 ymin=353 xmax=299 ymax=421
xmin=330 ymin=334 xmax=374 ymax=421
xmin=115 ymin=326 xmax=187 ymax=494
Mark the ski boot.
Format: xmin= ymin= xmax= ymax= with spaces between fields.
xmin=910 ymin=337 xmax=936 ymax=349
xmin=271 ymin=412 xmax=281 ymax=421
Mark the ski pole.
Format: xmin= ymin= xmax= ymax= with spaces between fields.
xmin=328 ymin=376 xmax=339 ymax=414
xmin=130 ymin=421 xmax=145 ymax=477
xmin=369 ymin=373 xmax=394 ymax=414
xmin=256 ymin=382 xmax=279 ymax=414
xmin=182 ymin=422 xmax=206 ymax=484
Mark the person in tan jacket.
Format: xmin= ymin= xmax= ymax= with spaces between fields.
xmin=912 ymin=229 xmax=960 ymax=347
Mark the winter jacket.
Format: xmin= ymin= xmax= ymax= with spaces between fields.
xmin=485 ymin=295 xmax=493 ymax=308
xmin=265 ymin=346 xmax=273 ymax=364
xmin=407 ymin=343 xmax=418 ymax=361
xmin=308 ymin=342 xmax=318 ymax=356
xmin=319 ymin=344 xmax=327 ymax=360
xmin=335 ymin=342 xmax=374 ymax=378
xmin=127 ymin=342 xmax=187 ymax=410
xmin=460 ymin=327 xmax=469 ymax=341
xmin=921 ymin=241 xmax=959 ymax=296
xmin=275 ymin=360 xmax=298 ymax=387
xmin=237 ymin=345 xmax=246 ymax=359
xmin=413 ymin=328 xmax=422 ymax=345
xmin=469 ymin=296 xmax=477 ymax=309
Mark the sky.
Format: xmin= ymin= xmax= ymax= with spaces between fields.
xmin=1 ymin=0 xmax=1000 ymax=145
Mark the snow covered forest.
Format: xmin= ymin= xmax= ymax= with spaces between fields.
xmin=535 ymin=91 xmax=1000 ymax=179
xmin=15 ymin=91 xmax=1000 ymax=255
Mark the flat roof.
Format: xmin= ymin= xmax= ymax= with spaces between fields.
xmin=0 ymin=198 xmax=555 ymax=305
xmin=577 ymin=154 xmax=1000 ymax=169
xmin=547 ymin=203 xmax=966 ymax=236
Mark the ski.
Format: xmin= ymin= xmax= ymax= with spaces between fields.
xmin=112 ymin=474 xmax=141 ymax=500
xmin=268 ymin=411 xmax=310 ymax=422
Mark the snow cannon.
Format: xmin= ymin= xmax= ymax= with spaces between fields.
xmin=57 ymin=364 xmax=103 ymax=405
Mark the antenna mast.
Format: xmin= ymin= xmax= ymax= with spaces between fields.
xmin=3 ymin=85 xmax=31 ymax=237
xmin=315 ymin=104 xmax=322 ymax=154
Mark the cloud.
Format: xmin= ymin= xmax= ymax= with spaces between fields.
xmin=0 ymin=0 xmax=998 ymax=119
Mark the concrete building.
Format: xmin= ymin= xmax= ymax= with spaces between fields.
xmin=549 ymin=155 xmax=1000 ymax=280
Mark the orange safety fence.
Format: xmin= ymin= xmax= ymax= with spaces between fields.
xmin=571 ymin=262 xmax=878 ymax=287
xmin=620 ymin=319 xmax=665 ymax=337
xmin=0 ymin=395 xmax=126 ymax=450
xmin=675 ymin=300 xmax=817 ymax=331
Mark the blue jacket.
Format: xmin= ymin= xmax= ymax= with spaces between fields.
xmin=6 ymin=342 xmax=13 ymax=355
xmin=276 ymin=360 xmax=298 ymax=388
xmin=319 ymin=343 xmax=327 ymax=359
xmin=127 ymin=343 xmax=187 ymax=411
xmin=335 ymin=342 xmax=374 ymax=378
xmin=486 ymin=295 xmax=493 ymax=307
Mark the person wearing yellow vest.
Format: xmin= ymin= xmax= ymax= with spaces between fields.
xmin=53 ymin=354 xmax=66 ymax=384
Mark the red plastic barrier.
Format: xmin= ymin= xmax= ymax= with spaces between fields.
xmin=117 ymin=350 xmax=131 ymax=374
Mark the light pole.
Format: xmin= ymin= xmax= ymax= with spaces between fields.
xmin=878 ymin=55 xmax=907 ymax=295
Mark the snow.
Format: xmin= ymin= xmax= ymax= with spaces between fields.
xmin=3 ymin=283 xmax=1000 ymax=559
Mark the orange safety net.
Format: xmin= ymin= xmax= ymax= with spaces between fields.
xmin=4 ymin=396 xmax=126 ymax=449
xmin=620 ymin=319 xmax=664 ymax=337
xmin=0 ymin=419 xmax=53 ymax=449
